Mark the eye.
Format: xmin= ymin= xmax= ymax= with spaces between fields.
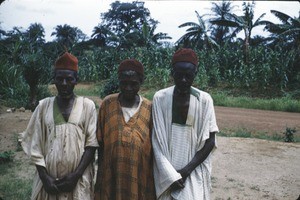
xmin=173 ymin=71 xmax=195 ymax=80
xmin=55 ymin=77 xmax=64 ymax=82
xmin=66 ymin=77 xmax=76 ymax=82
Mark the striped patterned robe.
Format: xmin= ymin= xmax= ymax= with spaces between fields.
xmin=96 ymin=93 xmax=156 ymax=200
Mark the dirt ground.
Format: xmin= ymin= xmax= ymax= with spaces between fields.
xmin=0 ymin=99 xmax=299 ymax=199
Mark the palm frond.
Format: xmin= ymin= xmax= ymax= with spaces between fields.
xmin=270 ymin=10 xmax=292 ymax=24
xmin=253 ymin=13 xmax=266 ymax=27
xmin=211 ymin=19 xmax=240 ymax=28
xmin=179 ymin=22 xmax=200 ymax=28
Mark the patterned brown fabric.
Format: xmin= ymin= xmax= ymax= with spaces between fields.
xmin=96 ymin=93 xmax=156 ymax=200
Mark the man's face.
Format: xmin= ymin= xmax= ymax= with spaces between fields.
xmin=54 ymin=69 xmax=77 ymax=99
xmin=119 ymin=71 xmax=142 ymax=101
xmin=172 ymin=62 xmax=197 ymax=95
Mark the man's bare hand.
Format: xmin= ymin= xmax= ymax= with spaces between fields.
xmin=170 ymin=179 xmax=185 ymax=191
xmin=55 ymin=172 xmax=80 ymax=193
xmin=40 ymin=173 xmax=60 ymax=194
xmin=177 ymin=168 xmax=190 ymax=183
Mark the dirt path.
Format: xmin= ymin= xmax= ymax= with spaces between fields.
xmin=0 ymin=103 xmax=299 ymax=199
xmin=215 ymin=106 xmax=300 ymax=134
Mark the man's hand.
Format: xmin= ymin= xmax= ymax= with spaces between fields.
xmin=55 ymin=172 xmax=80 ymax=193
xmin=170 ymin=179 xmax=185 ymax=191
xmin=42 ymin=174 xmax=60 ymax=194
xmin=177 ymin=168 xmax=190 ymax=183
xmin=36 ymin=165 xmax=59 ymax=194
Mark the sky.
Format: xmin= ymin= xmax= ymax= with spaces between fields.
xmin=0 ymin=0 xmax=299 ymax=43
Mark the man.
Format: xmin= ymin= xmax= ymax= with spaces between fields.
xmin=94 ymin=59 xmax=156 ymax=200
xmin=152 ymin=48 xmax=219 ymax=200
xmin=21 ymin=52 xmax=99 ymax=199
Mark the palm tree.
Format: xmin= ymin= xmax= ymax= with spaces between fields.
xmin=25 ymin=23 xmax=45 ymax=46
xmin=209 ymin=0 xmax=235 ymax=46
xmin=137 ymin=22 xmax=171 ymax=48
xmin=262 ymin=10 xmax=300 ymax=49
xmin=211 ymin=2 xmax=266 ymax=64
xmin=176 ymin=11 xmax=218 ymax=50
xmin=51 ymin=24 xmax=85 ymax=49
xmin=91 ymin=25 xmax=112 ymax=47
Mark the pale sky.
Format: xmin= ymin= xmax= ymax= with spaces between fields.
xmin=0 ymin=0 xmax=299 ymax=43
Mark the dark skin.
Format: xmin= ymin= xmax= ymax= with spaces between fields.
xmin=94 ymin=70 xmax=143 ymax=199
xmin=118 ymin=71 xmax=143 ymax=108
xmin=36 ymin=69 xmax=96 ymax=194
xmin=170 ymin=62 xmax=216 ymax=191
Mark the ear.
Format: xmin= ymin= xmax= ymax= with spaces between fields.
xmin=140 ymin=75 xmax=145 ymax=84
xmin=170 ymin=68 xmax=174 ymax=76
xmin=194 ymin=65 xmax=198 ymax=75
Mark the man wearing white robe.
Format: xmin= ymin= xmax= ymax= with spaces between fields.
xmin=21 ymin=52 xmax=99 ymax=200
xmin=152 ymin=48 xmax=219 ymax=200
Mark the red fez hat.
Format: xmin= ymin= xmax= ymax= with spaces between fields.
xmin=172 ymin=48 xmax=198 ymax=66
xmin=118 ymin=59 xmax=144 ymax=76
xmin=54 ymin=52 xmax=78 ymax=72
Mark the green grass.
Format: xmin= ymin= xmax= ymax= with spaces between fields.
xmin=0 ymin=161 xmax=32 ymax=200
xmin=218 ymin=128 xmax=300 ymax=142
xmin=211 ymin=92 xmax=300 ymax=113
xmin=73 ymin=83 xmax=101 ymax=97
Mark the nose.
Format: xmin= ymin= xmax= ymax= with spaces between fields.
xmin=180 ymin=76 xmax=188 ymax=83
xmin=125 ymin=85 xmax=133 ymax=90
xmin=62 ymin=78 xmax=67 ymax=85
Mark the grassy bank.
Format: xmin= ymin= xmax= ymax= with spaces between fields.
xmin=211 ymin=92 xmax=300 ymax=113
xmin=218 ymin=127 xmax=300 ymax=142
xmin=139 ymin=87 xmax=300 ymax=113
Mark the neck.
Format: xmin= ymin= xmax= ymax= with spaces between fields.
xmin=174 ymin=86 xmax=190 ymax=97
xmin=57 ymin=94 xmax=75 ymax=104
xmin=119 ymin=93 xmax=139 ymax=108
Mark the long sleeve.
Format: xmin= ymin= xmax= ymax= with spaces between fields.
xmin=21 ymin=100 xmax=46 ymax=167
xmin=152 ymin=87 xmax=182 ymax=198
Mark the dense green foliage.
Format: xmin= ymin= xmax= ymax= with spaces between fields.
xmin=0 ymin=1 xmax=299 ymax=111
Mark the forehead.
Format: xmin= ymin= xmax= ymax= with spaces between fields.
xmin=55 ymin=69 xmax=76 ymax=76
xmin=173 ymin=62 xmax=196 ymax=72
xmin=118 ymin=71 xmax=141 ymax=82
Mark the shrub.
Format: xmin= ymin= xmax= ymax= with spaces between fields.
xmin=0 ymin=151 xmax=14 ymax=164
xmin=283 ymin=127 xmax=296 ymax=142
xmin=100 ymin=73 xmax=119 ymax=98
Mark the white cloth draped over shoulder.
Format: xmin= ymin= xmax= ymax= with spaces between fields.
xmin=152 ymin=86 xmax=219 ymax=200
xmin=21 ymin=96 xmax=99 ymax=200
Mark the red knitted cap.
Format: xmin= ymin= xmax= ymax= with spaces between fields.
xmin=118 ymin=59 xmax=144 ymax=75
xmin=172 ymin=48 xmax=198 ymax=66
xmin=54 ymin=52 xmax=78 ymax=72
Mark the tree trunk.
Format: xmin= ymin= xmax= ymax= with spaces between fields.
xmin=29 ymin=84 xmax=37 ymax=112
xmin=243 ymin=30 xmax=250 ymax=65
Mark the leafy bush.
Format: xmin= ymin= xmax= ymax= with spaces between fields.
xmin=0 ymin=151 xmax=14 ymax=164
xmin=100 ymin=73 xmax=119 ymax=98
xmin=283 ymin=127 xmax=296 ymax=142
